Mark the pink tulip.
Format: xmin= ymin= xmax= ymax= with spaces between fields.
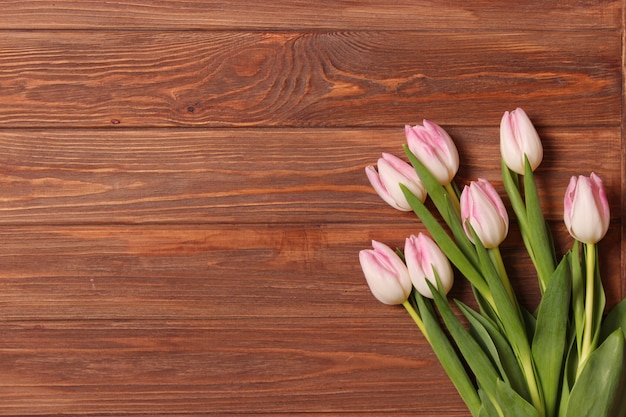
xmin=460 ymin=178 xmax=509 ymax=248
xmin=500 ymin=108 xmax=543 ymax=174
xmin=359 ymin=240 xmax=412 ymax=305
xmin=404 ymin=234 xmax=453 ymax=299
xmin=365 ymin=152 xmax=426 ymax=211
xmin=564 ymin=173 xmax=610 ymax=244
xmin=405 ymin=120 xmax=459 ymax=185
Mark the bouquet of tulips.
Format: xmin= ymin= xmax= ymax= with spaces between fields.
xmin=359 ymin=108 xmax=626 ymax=417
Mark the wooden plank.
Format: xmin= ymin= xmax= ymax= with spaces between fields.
xmin=0 ymin=0 xmax=619 ymax=31
xmin=0 ymin=31 xmax=620 ymax=128
xmin=0 ymin=128 xmax=619 ymax=225
xmin=0 ymin=224 xmax=621 ymax=322
xmin=0 ymin=319 xmax=467 ymax=415
xmin=0 ymin=222 xmax=621 ymax=415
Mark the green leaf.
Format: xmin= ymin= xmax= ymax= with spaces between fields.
xmin=468 ymin=224 xmax=545 ymax=414
xmin=494 ymin=379 xmax=541 ymax=417
xmin=442 ymin=192 xmax=481 ymax=270
xmin=609 ymin=359 xmax=626 ymax=417
xmin=600 ymin=301 xmax=626 ymax=417
xmin=531 ymin=253 xmax=571 ymax=417
xmin=401 ymin=184 xmax=491 ymax=299
xmin=559 ymin=336 xmax=578 ymax=417
xmin=460 ymin=303 xmax=507 ymax=371
xmin=478 ymin=389 xmax=501 ymax=417
xmin=403 ymin=145 xmax=457 ymax=227
xmin=404 ymin=146 xmax=480 ymax=267
xmin=565 ymin=328 xmax=626 ymax=417
xmin=522 ymin=157 xmax=556 ymax=289
xmin=569 ymin=241 xmax=585 ymax=354
xmin=414 ymin=292 xmax=481 ymax=417
xmin=469 ymin=223 xmax=528 ymax=353
xmin=601 ymin=298 xmax=626 ymax=343
xmin=500 ymin=159 xmax=529 ymax=235
xmin=427 ymin=281 xmax=503 ymax=399
xmin=457 ymin=300 xmax=530 ymax=402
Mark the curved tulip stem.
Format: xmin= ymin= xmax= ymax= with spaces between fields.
xmin=402 ymin=300 xmax=429 ymax=343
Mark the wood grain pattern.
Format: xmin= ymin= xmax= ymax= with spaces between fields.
xmin=0 ymin=1 xmax=623 ymax=416
xmin=0 ymin=31 xmax=620 ymax=127
xmin=0 ymin=128 xmax=620 ymax=224
xmin=0 ymin=224 xmax=621 ymax=321
xmin=0 ymin=0 xmax=620 ymax=31
xmin=0 ymin=319 xmax=467 ymax=415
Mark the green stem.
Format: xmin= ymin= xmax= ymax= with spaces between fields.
xmin=402 ymin=299 xmax=429 ymax=343
xmin=577 ymin=242 xmax=596 ymax=375
xmin=489 ymin=247 xmax=544 ymax=416
xmin=444 ymin=182 xmax=461 ymax=217
xmin=520 ymin=356 xmax=545 ymax=417
xmin=488 ymin=247 xmax=517 ymax=308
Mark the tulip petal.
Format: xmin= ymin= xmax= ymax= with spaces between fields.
xmin=461 ymin=179 xmax=508 ymax=248
xmin=365 ymin=165 xmax=408 ymax=211
xmin=500 ymin=108 xmax=543 ymax=174
xmin=405 ymin=121 xmax=459 ymax=184
xmin=564 ymin=173 xmax=610 ymax=243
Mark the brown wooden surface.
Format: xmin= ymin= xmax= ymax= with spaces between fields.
xmin=0 ymin=1 xmax=623 ymax=415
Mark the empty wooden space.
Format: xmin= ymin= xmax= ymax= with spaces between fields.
xmin=0 ymin=1 xmax=623 ymax=416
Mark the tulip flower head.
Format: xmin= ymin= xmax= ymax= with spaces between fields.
xmin=404 ymin=233 xmax=454 ymax=299
xmin=365 ymin=152 xmax=426 ymax=211
xmin=460 ymin=178 xmax=509 ymax=248
xmin=405 ymin=120 xmax=459 ymax=185
xmin=359 ymin=240 xmax=413 ymax=305
xmin=564 ymin=173 xmax=610 ymax=244
xmin=500 ymin=108 xmax=543 ymax=174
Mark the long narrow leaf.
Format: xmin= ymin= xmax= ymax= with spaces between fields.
xmin=565 ymin=329 xmax=625 ymax=417
xmin=494 ymin=379 xmax=541 ymax=417
xmin=443 ymin=193 xmax=481 ymax=270
xmin=470 ymin=224 xmax=527 ymax=349
xmin=401 ymin=184 xmax=491 ymax=299
xmin=414 ymin=292 xmax=481 ymax=416
xmin=570 ymin=241 xmax=585 ymax=354
xmin=531 ymin=253 xmax=571 ymax=417
xmin=558 ymin=335 xmax=578 ymax=417
xmin=457 ymin=300 xmax=530 ymax=402
xmin=468 ymin=224 xmax=543 ymax=413
xmin=601 ymin=298 xmax=626 ymax=342
xmin=523 ymin=157 xmax=556 ymax=288
xmin=403 ymin=145 xmax=458 ymax=227
xmin=501 ymin=159 xmax=529 ymax=234
xmin=403 ymin=145 xmax=480 ymax=267
xmin=428 ymin=281 xmax=502 ymax=399
xmin=478 ymin=389 xmax=501 ymax=417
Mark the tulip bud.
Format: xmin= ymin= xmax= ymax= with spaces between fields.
xmin=405 ymin=120 xmax=459 ymax=185
xmin=365 ymin=152 xmax=426 ymax=211
xmin=460 ymin=178 xmax=509 ymax=248
xmin=359 ymin=240 xmax=413 ymax=305
xmin=404 ymin=233 xmax=453 ymax=299
xmin=563 ymin=173 xmax=610 ymax=244
xmin=500 ymin=108 xmax=543 ymax=174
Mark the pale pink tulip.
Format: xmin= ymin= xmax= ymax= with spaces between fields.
xmin=404 ymin=233 xmax=453 ymax=299
xmin=500 ymin=108 xmax=543 ymax=174
xmin=405 ymin=120 xmax=459 ymax=185
xmin=359 ymin=240 xmax=412 ymax=305
xmin=460 ymin=178 xmax=509 ymax=248
xmin=564 ymin=173 xmax=610 ymax=244
xmin=365 ymin=152 xmax=426 ymax=211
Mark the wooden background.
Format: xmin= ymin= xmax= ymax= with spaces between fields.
xmin=0 ymin=1 xmax=623 ymax=415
